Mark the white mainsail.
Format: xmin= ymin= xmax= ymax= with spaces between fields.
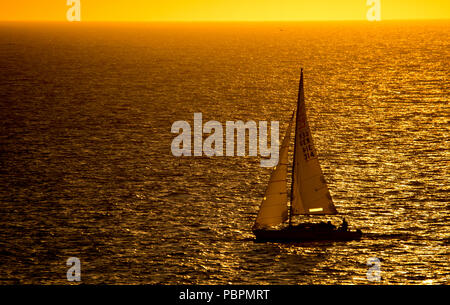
xmin=253 ymin=113 xmax=294 ymax=229
xmin=291 ymin=70 xmax=337 ymax=215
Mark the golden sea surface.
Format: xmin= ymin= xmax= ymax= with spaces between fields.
xmin=0 ymin=21 xmax=448 ymax=284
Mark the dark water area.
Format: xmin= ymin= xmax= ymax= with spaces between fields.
xmin=0 ymin=21 xmax=448 ymax=284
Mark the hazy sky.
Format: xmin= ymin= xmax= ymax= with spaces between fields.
xmin=0 ymin=0 xmax=449 ymax=21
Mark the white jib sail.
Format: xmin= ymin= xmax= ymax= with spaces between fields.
xmin=291 ymin=71 xmax=338 ymax=215
xmin=253 ymin=113 xmax=294 ymax=229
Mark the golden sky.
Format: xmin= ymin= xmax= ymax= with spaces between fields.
xmin=0 ymin=0 xmax=449 ymax=21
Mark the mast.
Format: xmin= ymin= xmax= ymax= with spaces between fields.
xmin=289 ymin=68 xmax=303 ymax=227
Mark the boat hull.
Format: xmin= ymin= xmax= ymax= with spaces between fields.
xmin=253 ymin=227 xmax=362 ymax=242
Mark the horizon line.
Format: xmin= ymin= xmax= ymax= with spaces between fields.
xmin=1 ymin=18 xmax=449 ymax=23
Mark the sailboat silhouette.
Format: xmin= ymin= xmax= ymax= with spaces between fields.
xmin=253 ymin=69 xmax=362 ymax=242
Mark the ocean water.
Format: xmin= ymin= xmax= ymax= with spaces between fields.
xmin=0 ymin=21 xmax=448 ymax=284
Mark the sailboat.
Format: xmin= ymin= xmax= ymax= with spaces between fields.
xmin=252 ymin=69 xmax=362 ymax=242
